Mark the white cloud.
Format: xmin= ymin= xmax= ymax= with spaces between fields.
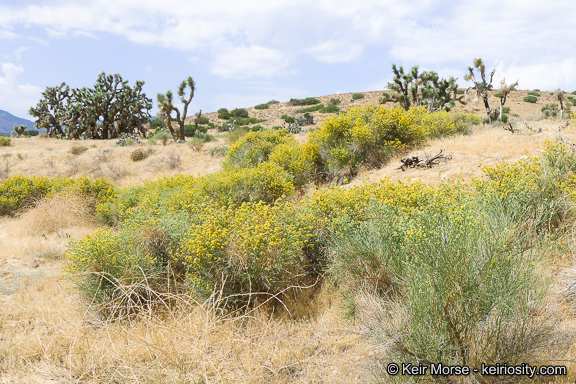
xmin=3 ymin=46 xmax=29 ymax=61
xmin=306 ymin=40 xmax=364 ymax=63
xmin=0 ymin=63 xmax=43 ymax=119
xmin=495 ymin=58 xmax=576 ymax=91
xmin=0 ymin=1 xmax=575 ymax=91
xmin=210 ymin=45 xmax=294 ymax=79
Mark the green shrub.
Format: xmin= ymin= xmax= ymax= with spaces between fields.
xmin=149 ymin=117 xmax=166 ymax=131
xmin=115 ymin=134 xmax=140 ymax=147
xmin=524 ymin=95 xmax=538 ymax=103
xmin=229 ymin=108 xmax=249 ymax=118
xmin=528 ymin=91 xmax=541 ymax=97
xmin=224 ymin=129 xmax=296 ymax=170
xmin=70 ymin=145 xmax=89 ymax=155
xmin=209 ymin=145 xmax=229 ymax=157
xmin=456 ymin=89 xmax=465 ymax=95
xmin=493 ymin=92 xmax=503 ymax=98
xmin=130 ymin=148 xmax=151 ymax=162
xmin=254 ymin=103 xmax=269 ymax=110
xmin=66 ymin=212 xmax=190 ymax=318
xmin=288 ymin=97 xmax=321 ymax=106
xmin=183 ymin=124 xmax=208 ymax=137
xmin=351 ymin=93 xmax=365 ymax=101
xmin=281 ymin=115 xmax=295 ymax=124
xmin=328 ymin=98 xmax=341 ymax=105
xmin=533 ymin=89 xmax=540 ymax=92
xmin=297 ymin=104 xmax=323 ymax=113
xmin=319 ymin=104 xmax=340 ymax=114
xmin=24 ymin=129 xmax=39 ymax=137
xmin=502 ymin=106 xmax=511 ymax=114
xmin=217 ymin=108 xmax=230 ymax=120
xmin=450 ymin=112 xmax=480 ymax=135
xmin=331 ymin=197 xmax=551 ymax=376
xmin=226 ymin=117 xmax=265 ymax=126
xmin=0 ymin=136 xmax=11 ymax=147
xmin=148 ymin=130 xmax=171 ymax=145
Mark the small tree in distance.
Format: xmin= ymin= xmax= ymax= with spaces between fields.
xmin=464 ymin=58 xmax=517 ymax=123
xmin=496 ymin=78 xmax=519 ymax=121
xmin=380 ymin=64 xmax=465 ymax=112
xmin=157 ymin=77 xmax=196 ymax=142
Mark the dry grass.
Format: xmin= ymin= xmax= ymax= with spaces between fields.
xmin=0 ymin=137 xmax=225 ymax=187
xmin=17 ymin=193 xmax=98 ymax=236
xmin=0 ymin=263 xmax=373 ymax=382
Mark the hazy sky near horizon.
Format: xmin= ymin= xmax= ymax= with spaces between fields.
xmin=0 ymin=0 xmax=575 ymax=120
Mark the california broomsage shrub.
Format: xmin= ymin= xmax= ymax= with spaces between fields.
xmin=178 ymin=201 xmax=319 ymax=305
xmin=305 ymin=105 xmax=427 ymax=181
xmin=66 ymin=211 xmax=192 ymax=318
xmin=0 ymin=175 xmax=116 ymax=217
xmin=224 ymin=129 xmax=296 ymax=170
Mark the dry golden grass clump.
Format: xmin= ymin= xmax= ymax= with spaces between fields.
xmin=18 ymin=192 xmax=98 ymax=235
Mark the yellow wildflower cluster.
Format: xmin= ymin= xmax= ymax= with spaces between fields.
xmin=0 ymin=175 xmax=116 ymax=216
xmin=305 ymin=105 xmax=462 ymax=180
xmin=178 ymin=201 xmax=317 ymax=299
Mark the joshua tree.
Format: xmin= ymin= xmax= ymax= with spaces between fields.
xmin=30 ymin=74 xmax=152 ymax=139
xmin=558 ymin=89 xmax=566 ymax=119
xmin=193 ymin=109 xmax=202 ymax=137
xmin=380 ymin=64 xmax=464 ymax=112
xmin=495 ymin=78 xmax=519 ymax=120
xmin=12 ymin=124 xmax=27 ymax=137
xmin=157 ymin=77 xmax=196 ymax=142
xmin=29 ymin=82 xmax=70 ymax=137
xmin=464 ymin=58 xmax=512 ymax=123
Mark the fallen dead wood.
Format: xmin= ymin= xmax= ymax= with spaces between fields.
xmin=399 ymin=150 xmax=449 ymax=171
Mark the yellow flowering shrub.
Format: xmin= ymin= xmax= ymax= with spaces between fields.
xmin=0 ymin=175 xmax=116 ymax=217
xmin=305 ymin=105 xmax=456 ymax=181
xmin=178 ymin=201 xmax=318 ymax=302
xmin=224 ymin=129 xmax=296 ymax=170
xmin=268 ymin=143 xmax=314 ymax=188
xmin=421 ymin=110 xmax=456 ymax=138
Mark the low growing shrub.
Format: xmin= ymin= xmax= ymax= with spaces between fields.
xmin=130 ymin=148 xmax=151 ymax=162
xmin=229 ymin=108 xmax=249 ymax=118
xmin=524 ymin=95 xmax=538 ymax=103
xmin=0 ymin=136 xmax=11 ymax=147
xmin=319 ymin=104 xmax=340 ymax=114
xmin=351 ymin=93 xmax=365 ymax=101
xmin=288 ymin=97 xmax=321 ymax=106
xmin=70 ymin=145 xmax=89 ymax=155
xmin=217 ymin=108 xmax=230 ymax=120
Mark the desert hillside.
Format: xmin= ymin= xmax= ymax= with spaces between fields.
xmin=1 ymin=89 xmax=576 ymax=383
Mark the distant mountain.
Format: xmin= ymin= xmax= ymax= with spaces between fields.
xmin=0 ymin=110 xmax=35 ymax=135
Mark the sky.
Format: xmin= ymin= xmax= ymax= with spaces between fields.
xmin=0 ymin=0 xmax=575 ymax=120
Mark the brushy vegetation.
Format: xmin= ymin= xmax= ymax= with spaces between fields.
xmin=6 ymin=103 xmax=575 ymax=381
xmin=351 ymin=93 xmax=365 ymax=101
xmin=70 ymin=145 xmax=89 ymax=155
xmin=288 ymin=97 xmax=321 ymax=106
xmin=524 ymin=95 xmax=538 ymax=103
xmin=0 ymin=136 xmax=11 ymax=147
